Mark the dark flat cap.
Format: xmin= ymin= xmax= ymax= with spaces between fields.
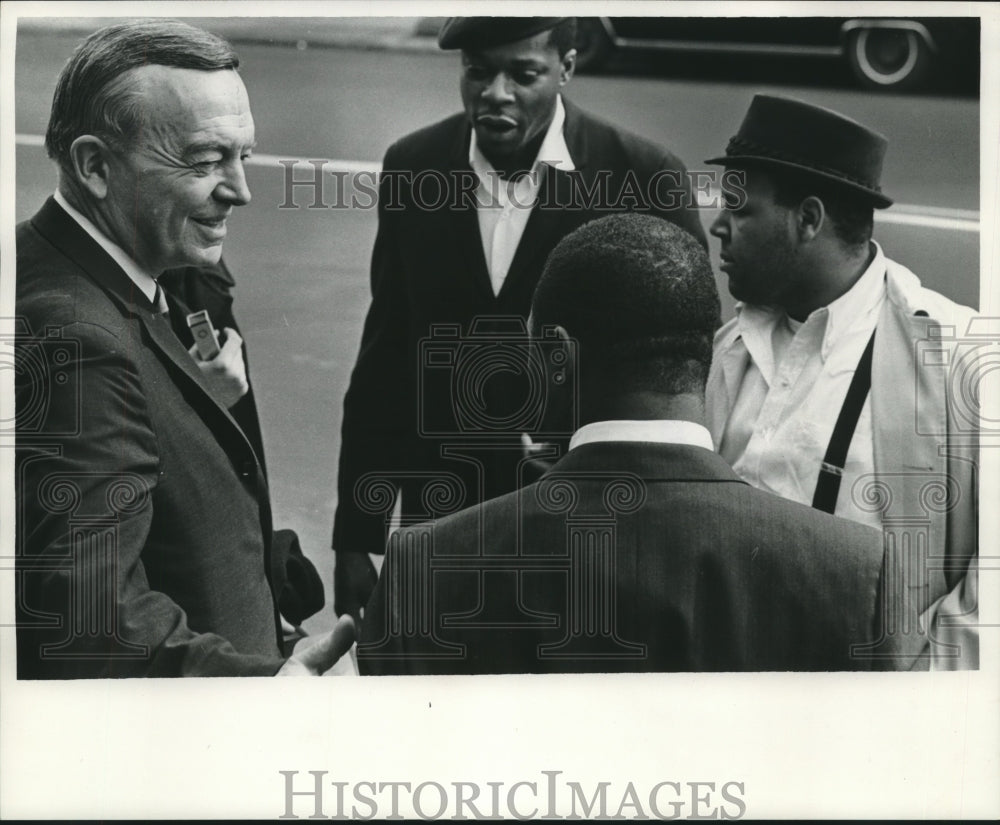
xmin=438 ymin=17 xmax=568 ymax=50
xmin=706 ymin=94 xmax=893 ymax=208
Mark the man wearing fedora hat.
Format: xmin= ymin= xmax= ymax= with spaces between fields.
xmin=332 ymin=17 xmax=706 ymax=621
xmin=705 ymin=94 xmax=979 ymax=670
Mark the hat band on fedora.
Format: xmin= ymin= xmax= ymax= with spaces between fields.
xmin=724 ymin=136 xmax=884 ymax=193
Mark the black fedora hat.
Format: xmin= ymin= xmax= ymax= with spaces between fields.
xmin=438 ymin=17 xmax=569 ymax=51
xmin=706 ymin=94 xmax=893 ymax=208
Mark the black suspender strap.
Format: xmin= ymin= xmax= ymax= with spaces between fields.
xmin=811 ymin=329 xmax=877 ymax=514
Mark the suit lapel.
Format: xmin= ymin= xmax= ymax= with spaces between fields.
xmin=872 ymin=279 xmax=943 ymax=476
xmin=31 ymin=198 xmax=266 ymax=480
xmin=498 ymin=99 xmax=591 ymax=303
xmin=139 ymin=309 xmax=216 ymax=394
xmin=498 ymin=164 xmax=575 ymax=303
xmin=139 ymin=296 xmax=268 ymax=481
xmin=560 ymin=99 xmax=592 ymax=170
xmin=453 ymin=198 xmax=496 ymax=304
xmin=447 ymin=122 xmax=496 ymax=305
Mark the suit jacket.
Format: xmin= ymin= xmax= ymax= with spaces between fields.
xmin=158 ymin=264 xmax=325 ymax=628
xmin=707 ymin=256 xmax=979 ymax=669
xmin=158 ymin=262 xmax=268 ymax=476
xmin=334 ymin=99 xmax=708 ymax=558
xmin=358 ymin=441 xmax=889 ymax=673
xmin=15 ymin=198 xmax=285 ymax=677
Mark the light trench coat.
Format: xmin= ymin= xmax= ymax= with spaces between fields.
xmin=707 ymin=256 xmax=980 ymax=670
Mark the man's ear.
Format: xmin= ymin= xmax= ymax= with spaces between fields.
xmin=559 ymin=49 xmax=577 ymax=85
xmin=68 ymin=135 xmax=114 ymax=199
xmin=550 ymin=324 xmax=575 ymax=388
xmin=797 ymin=195 xmax=826 ymax=242
xmin=536 ymin=323 xmax=576 ymax=435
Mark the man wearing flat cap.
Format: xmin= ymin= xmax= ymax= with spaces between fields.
xmin=332 ymin=16 xmax=706 ymax=620
xmin=359 ymin=214 xmax=891 ymax=674
xmin=705 ymin=94 xmax=980 ymax=670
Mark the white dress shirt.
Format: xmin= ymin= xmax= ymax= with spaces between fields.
xmin=469 ymin=95 xmax=575 ymax=296
xmin=54 ymin=189 xmax=163 ymax=308
xmin=717 ymin=242 xmax=888 ymax=527
xmin=569 ymin=419 xmax=714 ymax=452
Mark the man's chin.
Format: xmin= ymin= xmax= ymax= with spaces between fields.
xmin=474 ymin=128 xmax=521 ymax=160
xmin=169 ymin=245 xmax=224 ymax=271
xmin=726 ymin=276 xmax=747 ymax=302
xmin=193 ymin=244 xmax=224 ymax=264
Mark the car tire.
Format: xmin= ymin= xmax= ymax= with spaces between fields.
xmin=574 ymin=18 xmax=614 ymax=72
xmin=847 ymin=27 xmax=931 ymax=91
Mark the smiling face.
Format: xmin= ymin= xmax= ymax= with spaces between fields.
xmin=102 ymin=65 xmax=255 ymax=273
xmin=709 ymin=167 xmax=803 ymax=309
xmin=459 ymin=31 xmax=574 ymax=169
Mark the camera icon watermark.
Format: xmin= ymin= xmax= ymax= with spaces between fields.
xmin=915 ymin=316 xmax=1000 ymax=441
xmin=1 ymin=317 xmax=81 ymax=438
xmin=418 ymin=316 xmax=578 ymax=440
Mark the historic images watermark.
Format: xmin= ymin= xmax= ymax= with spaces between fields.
xmin=278 ymin=771 xmax=747 ymax=820
xmin=277 ymin=162 xmax=747 ymax=212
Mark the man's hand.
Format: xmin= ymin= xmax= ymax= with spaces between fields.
xmin=276 ymin=614 xmax=357 ymax=676
xmin=334 ymin=550 xmax=379 ymax=624
xmin=189 ymin=327 xmax=249 ymax=408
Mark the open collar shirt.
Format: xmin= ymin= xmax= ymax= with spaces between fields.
xmin=716 ymin=242 xmax=888 ymax=528
xmin=469 ymin=95 xmax=575 ymax=296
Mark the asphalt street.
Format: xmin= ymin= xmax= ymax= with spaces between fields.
xmin=13 ymin=26 xmax=982 ymax=646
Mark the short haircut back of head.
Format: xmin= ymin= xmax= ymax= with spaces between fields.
xmin=532 ymin=214 xmax=721 ymax=395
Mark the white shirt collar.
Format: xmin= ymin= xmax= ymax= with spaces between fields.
xmin=569 ymin=420 xmax=715 ymax=452
xmin=53 ymin=189 xmax=160 ymax=303
xmin=468 ymin=94 xmax=575 ymax=179
xmin=734 ymin=241 xmax=887 ymax=363
xmin=817 ymin=241 xmax=886 ymax=357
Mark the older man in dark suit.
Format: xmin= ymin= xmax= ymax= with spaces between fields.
xmin=15 ymin=20 xmax=352 ymax=677
xmin=333 ymin=17 xmax=708 ymax=621
xmin=158 ymin=261 xmax=326 ymax=644
xmin=358 ymin=214 xmax=894 ymax=673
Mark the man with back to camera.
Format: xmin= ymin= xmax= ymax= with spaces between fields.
xmin=705 ymin=94 xmax=980 ymax=670
xmin=357 ymin=214 xmax=895 ymax=674
xmin=15 ymin=19 xmax=352 ymax=677
xmin=333 ymin=16 xmax=708 ymax=623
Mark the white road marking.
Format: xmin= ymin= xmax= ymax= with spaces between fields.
xmin=875 ymin=211 xmax=979 ymax=233
xmin=16 ymin=134 xmax=980 ymax=233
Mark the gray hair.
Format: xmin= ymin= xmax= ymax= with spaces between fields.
xmin=45 ymin=19 xmax=240 ymax=168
